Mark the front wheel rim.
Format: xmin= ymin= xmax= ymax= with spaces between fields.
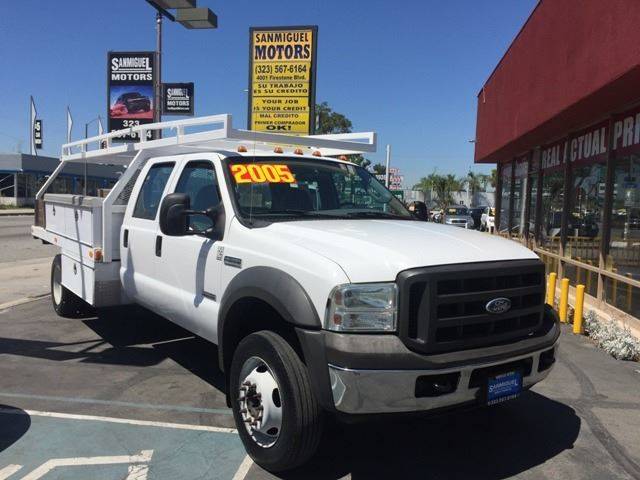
xmin=52 ymin=264 xmax=62 ymax=305
xmin=238 ymin=356 xmax=283 ymax=448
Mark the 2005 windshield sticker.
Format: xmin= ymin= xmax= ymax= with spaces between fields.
xmin=231 ymin=164 xmax=296 ymax=184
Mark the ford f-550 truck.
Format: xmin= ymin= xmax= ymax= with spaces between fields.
xmin=32 ymin=115 xmax=559 ymax=472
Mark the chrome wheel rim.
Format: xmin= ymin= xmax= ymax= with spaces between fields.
xmin=238 ymin=356 xmax=282 ymax=448
xmin=52 ymin=264 xmax=62 ymax=305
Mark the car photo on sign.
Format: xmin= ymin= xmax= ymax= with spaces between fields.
xmin=109 ymin=85 xmax=154 ymax=119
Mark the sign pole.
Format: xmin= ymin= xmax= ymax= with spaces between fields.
xmin=385 ymin=144 xmax=391 ymax=188
xmin=155 ymin=11 xmax=163 ymax=138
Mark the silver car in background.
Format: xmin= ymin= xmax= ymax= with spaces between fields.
xmin=443 ymin=205 xmax=474 ymax=228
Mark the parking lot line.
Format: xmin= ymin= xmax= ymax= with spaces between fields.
xmin=0 ymin=407 xmax=237 ymax=434
xmin=0 ymin=464 xmax=23 ymax=480
xmin=231 ymin=456 xmax=253 ymax=480
xmin=0 ymin=391 xmax=233 ymax=416
xmin=20 ymin=450 xmax=154 ymax=480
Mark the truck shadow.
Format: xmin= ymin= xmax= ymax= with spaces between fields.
xmin=0 ymin=405 xmax=31 ymax=453
xmin=0 ymin=305 xmax=226 ymax=393
xmin=283 ymin=392 xmax=580 ymax=480
xmin=84 ymin=306 xmax=227 ymax=392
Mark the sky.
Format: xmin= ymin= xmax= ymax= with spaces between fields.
xmin=0 ymin=0 xmax=537 ymax=187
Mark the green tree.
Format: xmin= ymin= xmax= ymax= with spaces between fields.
xmin=315 ymin=102 xmax=370 ymax=169
xmin=490 ymin=168 xmax=498 ymax=189
xmin=372 ymin=163 xmax=386 ymax=175
xmin=413 ymin=171 xmax=464 ymax=210
xmin=315 ymin=102 xmax=352 ymax=134
xmin=465 ymin=171 xmax=490 ymax=198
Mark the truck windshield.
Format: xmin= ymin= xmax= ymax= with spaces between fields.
xmin=226 ymin=157 xmax=412 ymax=222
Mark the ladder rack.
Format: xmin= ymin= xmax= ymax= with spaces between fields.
xmin=61 ymin=114 xmax=376 ymax=165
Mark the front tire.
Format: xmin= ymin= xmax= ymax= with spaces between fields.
xmin=51 ymin=254 xmax=89 ymax=318
xmin=230 ymin=331 xmax=323 ymax=472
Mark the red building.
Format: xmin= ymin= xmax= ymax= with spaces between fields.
xmin=474 ymin=0 xmax=640 ymax=322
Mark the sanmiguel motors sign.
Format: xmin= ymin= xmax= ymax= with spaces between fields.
xmin=248 ymin=26 xmax=318 ymax=135
xmin=107 ymin=51 xmax=155 ymax=142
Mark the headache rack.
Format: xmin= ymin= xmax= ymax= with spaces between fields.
xmin=32 ymin=114 xmax=376 ymax=264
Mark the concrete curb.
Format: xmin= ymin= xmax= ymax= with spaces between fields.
xmin=0 ymin=210 xmax=34 ymax=217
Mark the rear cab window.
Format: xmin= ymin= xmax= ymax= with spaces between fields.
xmin=132 ymin=162 xmax=175 ymax=220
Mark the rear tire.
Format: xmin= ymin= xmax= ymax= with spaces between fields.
xmin=51 ymin=254 xmax=89 ymax=318
xmin=230 ymin=331 xmax=323 ymax=472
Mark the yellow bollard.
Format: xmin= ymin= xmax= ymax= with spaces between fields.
xmin=547 ymin=272 xmax=557 ymax=306
xmin=573 ymin=285 xmax=585 ymax=334
xmin=559 ymin=278 xmax=570 ymax=323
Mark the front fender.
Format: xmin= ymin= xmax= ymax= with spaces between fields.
xmin=218 ymin=266 xmax=321 ymax=371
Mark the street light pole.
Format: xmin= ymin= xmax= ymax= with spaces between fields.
xmin=385 ymin=144 xmax=391 ymax=188
xmin=144 ymin=1 xmax=218 ymax=140
xmin=155 ymin=10 xmax=163 ymax=135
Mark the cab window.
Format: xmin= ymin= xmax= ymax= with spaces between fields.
xmin=132 ymin=162 xmax=174 ymax=220
xmin=174 ymin=160 xmax=220 ymax=230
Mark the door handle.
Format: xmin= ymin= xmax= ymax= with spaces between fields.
xmin=123 ymin=229 xmax=129 ymax=248
xmin=155 ymin=235 xmax=162 ymax=257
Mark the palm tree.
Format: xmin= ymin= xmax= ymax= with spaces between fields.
xmin=465 ymin=171 xmax=490 ymax=204
xmin=414 ymin=172 xmax=464 ymax=210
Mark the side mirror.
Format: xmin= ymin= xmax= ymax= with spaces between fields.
xmin=159 ymin=193 xmax=190 ymax=236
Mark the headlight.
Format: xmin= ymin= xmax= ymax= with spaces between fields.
xmin=325 ymin=283 xmax=398 ymax=332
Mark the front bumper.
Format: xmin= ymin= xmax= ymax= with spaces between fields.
xmin=328 ymin=342 xmax=557 ymax=414
xmin=295 ymin=306 xmax=560 ymax=415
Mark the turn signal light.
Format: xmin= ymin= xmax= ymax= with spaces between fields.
xmin=89 ymin=248 xmax=103 ymax=262
xmin=274 ymin=146 xmax=284 ymax=154
xmin=237 ymin=145 xmax=247 ymax=153
xmin=312 ymin=150 xmax=322 ymax=157
xmin=293 ymin=148 xmax=304 ymax=155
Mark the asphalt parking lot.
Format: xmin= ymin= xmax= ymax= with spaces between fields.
xmin=0 ymin=294 xmax=639 ymax=480
xmin=1 ymin=216 xmax=640 ymax=479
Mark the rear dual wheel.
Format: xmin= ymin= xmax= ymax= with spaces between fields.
xmin=230 ymin=331 xmax=323 ymax=472
xmin=51 ymin=254 xmax=90 ymax=318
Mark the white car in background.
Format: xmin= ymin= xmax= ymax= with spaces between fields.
xmin=481 ymin=207 xmax=496 ymax=233
xmin=443 ymin=206 xmax=475 ymax=228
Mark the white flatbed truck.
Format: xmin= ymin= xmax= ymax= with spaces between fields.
xmin=32 ymin=114 xmax=559 ymax=471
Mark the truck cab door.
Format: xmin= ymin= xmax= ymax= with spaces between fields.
xmin=154 ymin=156 xmax=224 ymax=339
xmin=120 ymin=159 xmax=176 ymax=312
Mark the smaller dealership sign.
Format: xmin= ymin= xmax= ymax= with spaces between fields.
xmin=162 ymin=83 xmax=194 ymax=116
xmin=108 ymin=51 xmax=155 ymax=142
xmin=248 ymin=26 xmax=318 ymax=135
xmin=34 ymin=119 xmax=43 ymax=149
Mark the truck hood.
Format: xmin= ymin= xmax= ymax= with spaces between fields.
xmin=265 ymin=219 xmax=538 ymax=282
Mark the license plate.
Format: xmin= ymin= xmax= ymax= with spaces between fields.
xmin=486 ymin=371 xmax=522 ymax=405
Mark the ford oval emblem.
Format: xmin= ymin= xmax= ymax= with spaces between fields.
xmin=486 ymin=297 xmax=511 ymax=314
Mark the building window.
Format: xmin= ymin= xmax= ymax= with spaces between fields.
xmin=606 ymin=154 xmax=640 ymax=285
xmin=512 ymin=159 xmax=528 ymax=237
xmin=564 ymin=161 xmax=606 ymax=268
xmin=499 ymin=163 xmax=512 ymax=233
xmin=0 ymin=173 xmax=15 ymax=198
xmin=539 ymin=169 xmax=564 ymax=253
